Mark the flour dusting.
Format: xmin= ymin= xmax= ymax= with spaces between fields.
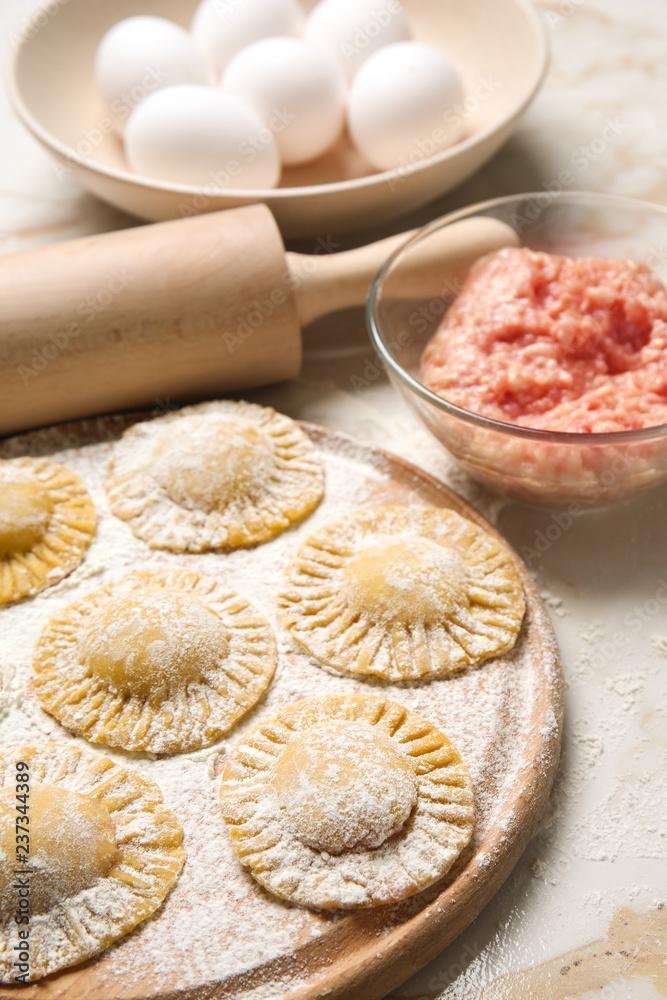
xmin=0 ymin=416 xmax=561 ymax=996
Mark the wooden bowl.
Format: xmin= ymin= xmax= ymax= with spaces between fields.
xmin=8 ymin=0 xmax=548 ymax=238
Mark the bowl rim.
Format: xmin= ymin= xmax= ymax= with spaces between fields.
xmin=6 ymin=0 xmax=549 ymax=201
xmin=367 ymin=189 xmax=667 ymax=445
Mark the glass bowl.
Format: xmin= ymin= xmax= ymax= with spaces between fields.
xmin=367 ymin=191 xmax=667 ymax=510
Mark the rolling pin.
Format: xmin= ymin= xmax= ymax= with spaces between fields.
xmin=0 ymin=205 xmax=517 ymax=436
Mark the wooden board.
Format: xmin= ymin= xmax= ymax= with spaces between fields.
xmin=0 ymin=416 xmax=563 ymax=1000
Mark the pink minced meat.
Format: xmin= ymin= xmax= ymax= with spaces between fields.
xmin=420 ymin=247 xmax=667 ymax=433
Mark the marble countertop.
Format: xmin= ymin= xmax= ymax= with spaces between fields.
xmin=1 ymin=0 xmax=665 ymax=997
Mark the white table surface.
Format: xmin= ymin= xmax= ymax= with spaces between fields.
xmin=1 ymin=1 xmax=665 ymax=997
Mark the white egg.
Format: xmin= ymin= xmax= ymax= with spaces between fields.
xmin=191 ymin=0 xmax=304 ymax=77
xmin=95 ymin=16 xmax=212 ymax=133
xmin=222 ymin=37 xmax=346 ymax=166
xmin=124 ymin=85 xmax=281 ymax=189
xmin=347 ymin=42 xmax=464 ymax=171
xmin=304 ymin=0 xmax=410 ymax=82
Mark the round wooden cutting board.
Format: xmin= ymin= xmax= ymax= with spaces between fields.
xmin=0 ymin=416 xmax=563 ymax=1000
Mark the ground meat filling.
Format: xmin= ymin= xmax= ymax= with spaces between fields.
xmin=420 ymin=247 xmax=667 ymax=433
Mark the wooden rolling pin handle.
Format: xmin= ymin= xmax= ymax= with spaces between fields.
xmin=288 ymin=216 xmax=519 ymax=326
xmin=286 ymin=229 xmax=422 ymax=327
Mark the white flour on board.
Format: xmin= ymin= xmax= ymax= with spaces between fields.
xmin=0 ymin=416 xmax=560 ymax=997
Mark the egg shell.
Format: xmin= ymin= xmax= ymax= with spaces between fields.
xmin=304 ymin=0 xmax=411 ymax=82
xmin=191 ymin=0 xmax=304 ymax=77
xmin=222 ymin=37 xmax=346 ymax=166
xmin=94 ymin=16 xmax=212 ymax=133
xmin=347 ymin=41 xmax=464 ymax=172
xmin=124 ymin=85 xmax=281 ymax=189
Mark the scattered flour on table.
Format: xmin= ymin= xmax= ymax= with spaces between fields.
xmin=538 ymin=629 xmax=665 ymax=866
